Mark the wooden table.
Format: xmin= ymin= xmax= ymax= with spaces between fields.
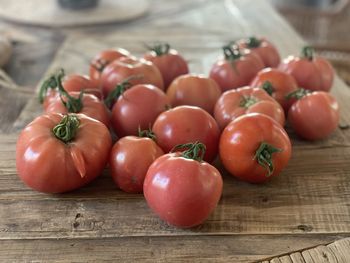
xmin=1 ymin=0 xmax=350 ymax=262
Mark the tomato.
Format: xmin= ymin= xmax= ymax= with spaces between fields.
xmin=109 ymin=84 xmax=170 ymax=137
xmin=89 ymin=48 xmax=130 ymax=88
xmin=16 ymin=113 xmax=112 ymax=193
xmin=152 ymin=106 xmax=220 ymax=162
xmin=144 ymin=142 xmax=223 ymax=228
xmin=250 ymin=68 xmax=298 ymax=112
xmin=214 ymin=86 xmax=285 ymax=130
xmin=278 ymin=46 xmax=334 ymax=92
xmin=39 ymin=69 xmax=101 ymax=110
xmin=143 ymin=43 xmax=189 ymax=89
xmin=237 ymin=36 xmax=280 ymax=67
xmin=166 ymin=74 xmax=221 ymax=115
xmin=209 ymin=45 xmax=264 ymax=92
xmin=109 ymin=133 xmax=164 ymax=193
xmin=219 ymin=113 xmax=291 ymax=183
xmin=46 ymin=92 xmax=110 ymax=128
xmin=101 ymin=56 xmax=164 ymax=97
xmin=287 ymin=90 xmax=339 ymax=140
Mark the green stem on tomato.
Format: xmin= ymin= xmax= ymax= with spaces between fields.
xmin=104 ymin=75 xmax=143 ymax=108
xmin=245 ymin=36 xmax=261 ymax=48
xmin=145 ymin=42 xmax=170 ymax=56
xmin=52 ymin=114 xmax=80 ymax=143
xmin=239 ymin=96 xmax=257 ymax=108
xmin=171 ymin=141 xmax=206 ymax=162
xmin=223 ymin=45 xmax=241 ymax=61
xmin=38 ymin=68 xmax=64 ymax=104
xmin=261 ymin=81 xmax=275 ymax=96
xmin=254 ymin=141 xmax=282 ymax=177
xmin=285 ymin=88 xmax=310 ymax=100
xmin=138 ymin=127 xmax=157 ymax=141
xmin=301 ymin=46 xmax=314 ymax=61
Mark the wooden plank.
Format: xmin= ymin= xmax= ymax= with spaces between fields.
xmin=0 ymin=234 xmax=348 ymax=263
xmin=1 ymin=134 xmax=350 ymax=239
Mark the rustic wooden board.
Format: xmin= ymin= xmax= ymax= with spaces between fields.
xmin=1 ymin=0 xmax=350 ymax=262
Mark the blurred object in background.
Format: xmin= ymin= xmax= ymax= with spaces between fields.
xmin=0 ymin=0 xmax=149 ymax=27
xmin=270 ymin=0 xmax=350 ymax=86
xmin=0 ymin=34 xmax=12 ymax=67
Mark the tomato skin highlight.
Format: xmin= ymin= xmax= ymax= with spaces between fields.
xmin=101 ymin=56 xmax=164 ymax=97
xmin=109 ymin=136 xmax=164 ymax=193
xmin=288 ymin=91 xmax=340 ymax=140
xmin=152 ymin=106 xmax=220 ymax=162
xmin=16 ymin=113 xmax=112 ymax=193
xmin=219 ymin=113 xmax=291 ymax=183
xmin=250 ymin=68 xmax=298 ymax=112
xmin=214 ymin=86 xmax=285 ymax=130
xmin=209 ymin=49 xmax=264 ymax=92
xmin=110 ymin=84 xmax=170 ymax=137
xmin=45 ymin=91 xmax=111 ymax=128
xmin=166 ymin=74 xmax=222 ymax=115
xmin=144 ymin=48 xmax=189 ymax=89
xmin=143 ymin=152 xmax=223 ymax=228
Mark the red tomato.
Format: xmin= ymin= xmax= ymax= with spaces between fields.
xmin=278 ymin=46 xmax=334 ymax=92
xmin=46 ymin=92 xmax=110 ymax=128
xmin=39 ymin=69 xmax=101 ymax=110
xmin=209 ymin=46 xmax=264 ymax=92
xmin=101 ymin=56 xmax=164 ymax=97
xmin=89 ymin=48 xmax=130 ymax=88
xmin=214 ymin=86 xmax=285 ymax=130
xmin=144 ymin=142 xmax=223 ymax=228
xmin=143 ymin=43 xmax=189 ymax=89
xmin=110 ymin=84 xmax=170 ymax=137
xmin=220 ymin=113 xmax=291 ymax=183
xmin=166 ymin=74 xmax=221 ymax=115
xmin=288 ymin=90 xmax=339 ymax=140
xmin=152 ymin=106 xmax=220 ymax=162
xmin=109 ymin=135 xmax=164 ymax=193
xmin=16 ymin=113 xmax=112 ymax=193
xmin=237 ymin=36 xmax=280 ymax=67
xmin=250 ymin=68 xmax=298 ymax=112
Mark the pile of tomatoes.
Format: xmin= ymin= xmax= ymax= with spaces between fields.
xmin=16 ymin=37 xmax=340 ymax=228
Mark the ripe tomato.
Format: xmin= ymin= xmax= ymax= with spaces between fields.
xmin=166 ymin=74 xmax=221 ymax=115
xmin=209 ymin=45 xmax=264 ymax=92
xmin=39 ymin=69 xmax=101 ymax=110
xmin=278 ymin=46 xmax=334 ymax=92
xmin=250 ymin=68 xmax=298 ymax=112
xmin=144 ymin=142 xmax=223 ymax=228
xmin=143 ymin=43 xmax=189 ymax=89
xmin=46 ymin=91 xmax=110 ymax=128
xmin=287 ymin=90 xmax=339 ymax=140
xmin=109 ymin=133 xmax=164 ymax=193
xmin=214 ymin=86 xmax=285 ymax=130
xmin=89 ymin=48 xmax=130 ymax=88
xmin=220 ymin=113 xmax=291 ymax=183
xmin=16 ymin=113 xmax=112 ymax=193
xmin=152 ymin=106 xmax=220 ymax=162
xmin=110 ymin=84 xmax=170 ymax=137
xmin=101 ymin=56 xmax=164 ymax=97
xmin=237 ymin=36 xmax=280 ymax=67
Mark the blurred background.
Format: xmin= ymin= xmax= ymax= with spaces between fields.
xmin=0 ymin=0 xmax=349 ymax=86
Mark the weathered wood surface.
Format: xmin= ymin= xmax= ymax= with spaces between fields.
xmin=1 ymin=0 xmax=350 ymax=262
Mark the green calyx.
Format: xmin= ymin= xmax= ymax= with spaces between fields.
xmin=254 ymin=142 xmax=282 ymax=177
xmin=301 ymin=46 xmax=314 ymax=61
xmin=52 ymin=114 xmax=80 ymax=143
xmin=171 ymin=141 xmax=206 ymax=162
xmin=261 ymin=81 xmax=275 ymax=96
xmin=138 ymin=127 xmax=157 ymax=141
xmin=147 ymin=43 xmax=170 ymax=56
xmin=245 ymin=36 xmax=261 ymax=48
xmin=239 ymin=96 xmax=257 ymax=108
xmin=285 ymin=88 xmax=310 ymax=100
xmin=223 ymin=45 xmax=241 ymax=61
xmin=38 ymin=69 xmax=62 ymax=104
